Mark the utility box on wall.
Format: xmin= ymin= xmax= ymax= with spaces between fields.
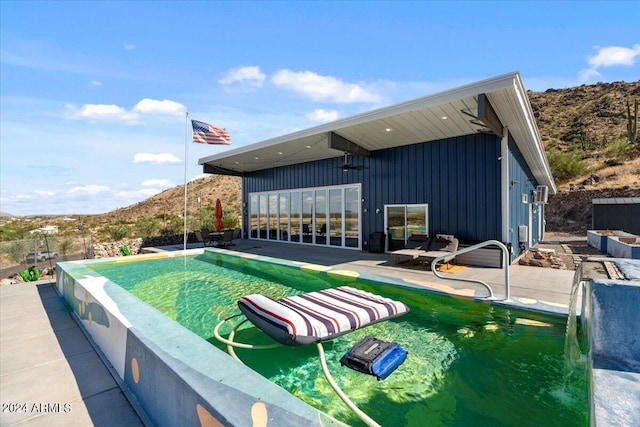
xmin=518 ymin=225 xmax=528 ymax=243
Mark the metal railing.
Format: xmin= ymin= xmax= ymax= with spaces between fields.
xmin=430 ymin=239 xmax=511 ymax=301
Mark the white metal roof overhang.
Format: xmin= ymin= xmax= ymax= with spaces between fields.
xmin=199 ymin=71 xmax=556 ymax=194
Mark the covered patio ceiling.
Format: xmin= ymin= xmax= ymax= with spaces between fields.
xmin=199 ymin=71 xmax=556 ymax=193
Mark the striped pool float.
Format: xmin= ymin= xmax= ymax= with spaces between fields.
xmin=238 ymin=286 xmax=409 ymax=346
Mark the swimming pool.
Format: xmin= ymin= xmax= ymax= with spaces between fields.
xmin=80 ymin=249 xmax=588 ymax=427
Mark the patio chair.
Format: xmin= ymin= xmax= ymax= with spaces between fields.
xmin=390 ymin=234 xmax=429 ymax=264
xmin=232 ymin=228 xmax=241 ymax=239
xmin=195 ymin=230 xmax=214 ymax=247
xmin=218 ymin=229 xmax=235 ymax=247
xmin=417 ymin=234 xmax=459 ymax=270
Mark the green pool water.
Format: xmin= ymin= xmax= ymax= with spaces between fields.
xmin=89 ymin=252 xmax=588 ymax=427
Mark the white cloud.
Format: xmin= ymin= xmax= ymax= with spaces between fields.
xmin=133 ymin=152 xmax=181 ymax=164
xmin=578 ymin=68 xmax=602 ymax=83
xmin=34 ymin=190 xmax=55 ymax=196
xmin=142 ymin=178 xmax=173 ymax=187
xmin=66 ymin=103 xmax=139 ymax=122
xmin=65 ymin=98 xmax=185 ymax=123
xmin=580 ymin=44 xmax=640 ymax=82
xmin=306 ymin=109 xmax=339 ymax=122
xmin=588 ymin=44 xmax=640 ymax=68
xmin=91 ymin=80 xmax=102 ymax=87
xmin=67 ymin=185 xmax=109 ymax=195
xmin=219 ymin=65 xmax=266 ymax=87
xmin=271 ymin=69 xmax=382 ymax=103
xmin=133 ymin=99 xmax=186 ymax=116
xmin=124 ymin=43 xmax=136 ymax=50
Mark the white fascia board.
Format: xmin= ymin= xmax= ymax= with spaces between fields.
xmin=511 ymin=75 xmax=557 ymax=194
xmin=199 ymin=72 xmax=522 ymax=165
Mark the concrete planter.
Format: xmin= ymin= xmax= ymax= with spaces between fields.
xmin=587 ymin=230 xmax=636 ymax=253
xmin=607 ymin=236 xmax=640 ymax=259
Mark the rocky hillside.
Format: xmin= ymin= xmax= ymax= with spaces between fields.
xmin=81 ymin=81 xmax=640 ymax=234
xmin=90 ymin=174 xmax=242 ymax=224
xmin=528 ymin=81 xmax=640 ymax=232
xmin=529 ymin=81 xmax=640 ymax=151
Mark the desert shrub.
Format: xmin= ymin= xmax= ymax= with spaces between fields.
xmin=134 ymin=217 xmax=161 ymax=237
xmin=103 ymin=224 xmax=131 ymax=241
xmin=604 ymin=139 xmax=640 ymax=159
xmin=58 ymin=238 xmax=77 ymax=257
xmin=197 ymin=207 xmax=217 ymax=230
xmin=3 ymin=240 xmax=30 ymax=263
xmin=222 ymin=215 xmax=239 ymax=229
xmin=547 ymin=149 xmax=589 ymax=183
xmin=159 ymin=215 xmax=183 ymax=235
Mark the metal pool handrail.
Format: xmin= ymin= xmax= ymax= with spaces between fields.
xmin=430 ymin=240 xmax=511 ymax=301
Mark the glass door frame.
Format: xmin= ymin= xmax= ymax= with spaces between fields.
xmin=248 ymin=183 xmax=361 ymax=250
xmin=383 ymin=204 xmax=429 ymax=252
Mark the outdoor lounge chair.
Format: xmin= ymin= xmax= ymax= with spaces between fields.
xmin=417 ymin=234 xmax=459 ymax=270
xmin=390 ymin=234 xmax=429 ymax=264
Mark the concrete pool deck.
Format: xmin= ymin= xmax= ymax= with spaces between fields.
xmin=0 ymin=280 xmax=147 ymax=427
xmin=1 ymin=237 xmax=583 ymax=426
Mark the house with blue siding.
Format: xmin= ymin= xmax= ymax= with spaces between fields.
xmin=199 ymin=72 xmax=556 ymax=264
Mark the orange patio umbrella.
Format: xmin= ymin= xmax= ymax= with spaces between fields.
xmin=215 ymin=198 xmax=223 ymax=231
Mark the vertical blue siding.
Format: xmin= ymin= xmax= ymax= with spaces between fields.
xmin=508 ymin=134 xmax=539 ymax=257
xmin=243 ymin=133 xmax=503 ymax=248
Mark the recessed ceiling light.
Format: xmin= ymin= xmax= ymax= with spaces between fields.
xmin=441 ymin=116 xmax=448 ymax=120
xmin=306 ymin=145 xmax=312 ymax=149
xmin=277 ymin=151 xmax=283 ymax=155
xmin=385 ymin=128 xmax=392 ymax=132
xmin=254 ymin=157 xmax=259 ymax=160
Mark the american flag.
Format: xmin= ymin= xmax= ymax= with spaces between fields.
xmin=191 ymin=120 xmax=231 ymax=145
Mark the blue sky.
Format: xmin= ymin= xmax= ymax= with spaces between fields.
xmin=1 ymin=1 xmax=639 ymax=216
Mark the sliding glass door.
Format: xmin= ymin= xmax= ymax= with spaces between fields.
xmin=249 ymin=184 xmax=361 ymax=249
xmin=385 ymin=204 xmax=428 ymax=251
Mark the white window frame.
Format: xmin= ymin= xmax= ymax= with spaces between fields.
xmin=383 ymin=204 xmax=429 ymax=252
xmin=248 ymin=183 xmax=361 ymax=250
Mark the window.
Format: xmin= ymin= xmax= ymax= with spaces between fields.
xmin=315 ymin=189 xmax=327 ymax=245
xmin=279 ymin=193 xmax=289 ymax=241
xmin=385 ymin=204 xmax=428 ymax=251
xmin=290 ymin=192 xmax=301 ymax=242
xmin=249 ymin=184 xmax=361 ymax=249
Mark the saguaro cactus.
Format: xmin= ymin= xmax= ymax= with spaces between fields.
xmin=627 ymin=98 xmax=638 ymax=143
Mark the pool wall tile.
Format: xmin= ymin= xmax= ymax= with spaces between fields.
xmin=56 ymin=253 xmax=344 ymax=427
xmin=124 ymin=327 xmax=318 ymax=427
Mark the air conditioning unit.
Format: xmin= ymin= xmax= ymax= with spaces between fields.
xmin=533 ymin=185 xmax=549 ymax=204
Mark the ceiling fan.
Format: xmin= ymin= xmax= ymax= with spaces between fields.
xmin=339 ymin=153 xmax=366 ymax=172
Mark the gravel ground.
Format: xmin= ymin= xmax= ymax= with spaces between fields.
xmin=538 ymin=231 xmax=604 ymax=270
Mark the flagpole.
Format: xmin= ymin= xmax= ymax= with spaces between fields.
xmin=183 ymin=112 xmax=189 ymax=251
